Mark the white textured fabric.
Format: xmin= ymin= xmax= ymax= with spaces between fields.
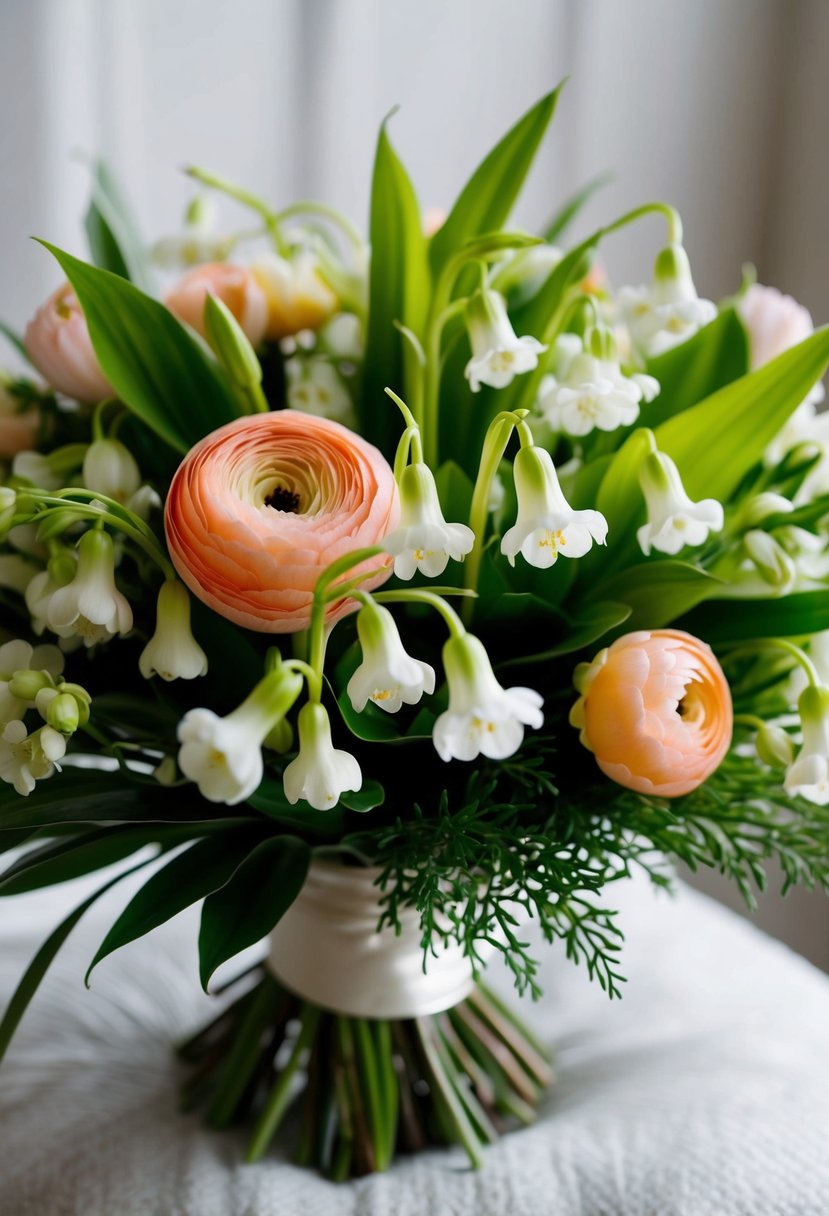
xmin=267 ymin=860 xmax=475 ymax=1017
xmin=1 ymin=870 xmax=829 ymax=1216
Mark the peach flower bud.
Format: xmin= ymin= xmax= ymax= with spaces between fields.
xmin=569 ymin=628 xmax=732 ymax=798
xmin=24 ymin=284 xmax=112 ymax=403
xmin=0 ymin=381 xmax=39 ymax=459
xmin=165 ymin=411 xmax=399 ymax=633
xmin=165 ymin=263 xmax=268 ymax=346
xmin=739 ymin=283 xmax=815 ymax=370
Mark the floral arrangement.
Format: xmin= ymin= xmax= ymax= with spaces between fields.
xmin=2 ymin=86 xmax=829 ymax=1178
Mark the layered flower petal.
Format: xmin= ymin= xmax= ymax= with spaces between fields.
xmin=165 ymin=262 xmax=269 ymax=346
xmin=24 ymin=284 xmax=112 ymax=403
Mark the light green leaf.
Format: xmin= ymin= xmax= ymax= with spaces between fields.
xmin=639 ymin=308 xmax=749 ymax=430
xmin=85 ymin=831 xmax=261 ymax=983
xmin=542 ymin=171 xmax=613 ymax=244
xmin=594 ymin=562 xmax=723 ymax=630
xmin=429 ymin=85 xmax=564 ymax=276
xmin=654 ymin=325 xmax=829 ymax=502
xmin=83 ymin=158 xmax=154 ymax=292
xmin=198 ymin=835 xmax=309 ymax=990
xmin=361 ymin=119 xmax=429 ymax=456
xmin=39 ymin=242 xmax=241 ymax=453
xmin=435 ymin=460 xmax=475 ymax=522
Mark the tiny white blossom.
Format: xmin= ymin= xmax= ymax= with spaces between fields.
xmin=433 ymin=633 xmax=543 ymax=763
xmin=501 ymin=445 xmax=608 ymax=569
xmin=139 ymin=579 xmax=208 ymax=681
xmin=286 ymin=356 xmax=354 ymax=425
xmin=347 ymin=601 xmax=435 ymax=713
xmin=11 ymin=451 xmax=62 ymax=491
xmin=637 ymin=449 xmax=723 ymax=556
xmin=618 ymin=244 xmax=717 ymax=360
xmin=384 ymin=463 xmax=474 ymax=580
xmin=25 ymin=549 xmax=78 ymax=636
xmin=283 ymin=702 xmax=362 ymax=810
xmin=464 ymin=288 xmax=546 ymax=392
xmin=82 ymin=438 xmax=160 ymax=520
xmin=46 ymin=529 xmax=133 ymax=646
xmin=0 ymin=639 xmax=64 ymax=727
xmin=785 ymin=685 xmax=829 ymax=805
xmin=536 ymin=328 xmax=659 ymax=438
xmin=0 ymin=720 xmax=66 ymax=796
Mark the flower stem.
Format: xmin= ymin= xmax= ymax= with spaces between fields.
xmin=185 ymin=166 xmax=289 ymax=256
xmin=372 ymin=588 xmax=466 ymax=637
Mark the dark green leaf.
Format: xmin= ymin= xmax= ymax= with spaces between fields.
xmin=0 ymin=859 xmax=152 ymax=1063
xmin=500 ymin=601 xmax=632 ymax=666
xmin=85 ymin=831 xmax=262 ymax=983
xmin=429 ymin=85 xmax=564 ymax=276
xmin=247 ymin=778 xmax=345 ymax=835
xmin=39 ymin=242 xmax=241 ymax=452
xmin=340 ymin=780 xmax=385 ymax=813
xmin=361 ymin=120 xmax=429 ymax=456
xmin=83 ymin=158 xmax=154 ymax=291
xmin=434 ymin=460 xmax=475 ymax=522
xmin=682 ymin=590 xmax=829 ymax=644
xmin=197 ymin=835 xmax=310 ymax=989
xmin=542 ymin=171 xmax=613 ymax=244
xmin=654 ymin=325 xmax=829 ymax=503
xmin=594 ymin=561 xmax=723 ymax=630
xmin=0 ymin=825 xmax=178 ymax=896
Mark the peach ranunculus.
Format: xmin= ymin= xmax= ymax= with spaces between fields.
xmin=164 ymin=411 xmax=399 ymax=633
xmin=0 ymin=381 xmax=39 ymax=458
xmin=251 ymin=252 xmax=338 ymax=340
xmin=165 ymin=263 xmax=269 ymax=345
xmin=24 ymin=284 xmax=112 ymax=403
xmin=569 ymin=628 xmax=732 ymax=798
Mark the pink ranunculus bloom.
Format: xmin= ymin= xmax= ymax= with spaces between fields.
xmin=739 ymin=283 xmax=815 ymax=369
xmin=164 ymin=411 xmax=399 ymax=633
xmin=569 ymin=628 xmax=733 ymax=798
xmin=24 ymin=284 xmax=112 ymax=403
xmin=0 ymin=382 xmax=39 ymax=458
xmin=165 ymin=263 xmax=269 ymax=345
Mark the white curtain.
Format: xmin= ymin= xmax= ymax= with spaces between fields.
xmin=1 ymin=0 xmax=827 ymax=968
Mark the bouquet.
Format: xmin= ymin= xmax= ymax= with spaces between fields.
xmin=2 ymin=84 xmax=829 ymax=1179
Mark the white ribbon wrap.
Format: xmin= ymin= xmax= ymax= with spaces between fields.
xmin=266 ymin=860 xmax=475 ymax=1019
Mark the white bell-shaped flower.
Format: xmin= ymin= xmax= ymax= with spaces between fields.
xmin=283 ymin=701 xmax=362 ymax=810
xmin=347 ymin=601 xmax=435 ymax=713
xmin=536 ymin=327 xmax=659 ymax=438
xmin=637 ymin=449 xmax=723 ymax=556
xmin=619 ymin=244 xmax=717 ymax=360
xmin=464 ymin=288 xmax=546 ymax=392
xmin=0 ymin=720 xmax=66 ymax=796
xmin=784 ymin=684 xmax=829 ymax=805
xmin=501 ymin=445 xmax=608 ymax=569
xmin=0 ymin=487 xmax=16 ymax=534
xmin=286 ymin=356 xmax=354 ymax=425
xmin=384 ymin=463 xmax=474 ymax=580
xmin=139 ymin=580 xmax=208 ymax=681
xmin=25 ymin=548 xmax=78 ymax=636
xmin=83 ymin=438 xmax=140 ymax=503
xmin=178 ymin=667 xmax=303 ymax=805
xmin=433 ymin=633 xmax=543 ymax=762
xmin=46 ymin=529 xmax=133 ymax=646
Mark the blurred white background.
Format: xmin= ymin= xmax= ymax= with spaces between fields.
xmin=0 ymin=0 xmax=827 ymax=968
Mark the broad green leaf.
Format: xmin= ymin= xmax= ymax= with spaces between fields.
xmin=681 ymin=590 xmax=829 ymax=644
xmin=542 ymin=171 xmax=613 ymax=244
xmin=40 ymin=243 xmax=241 ymax=453
xmin=573 ymin=428 xmax=651 ymax=582
xmin=86 ymin=831 xmax=261 ymax=982
xmin=435 ymin=460 xmax=475 ymax=522
xmin=0 ymin=770 xmax=247 ymax=831
xmin=197 ymin=835 xmax=309 ymax=989
xmin=361 ymin=120 xmax=429 ymax=456
xmin=592 ymin=562 xmax=723 ymax=630
xmin=429 ymin=85 xmax=563 ymax=276
xmin=638 ymin=308 xmax=749 ymax=430
xmin=340 ymin=780 xmax=386 ymax=813
xmin=0 ymin=825 xmax=177 ymax=896
xmin=0 ymin=859 xmax=152 ymax=1064
xmin=654 ymin=326 xmax=829 ymax=503
xmin=500 ymin=601 xmax=632 ymax=666
xmin=247 ymin=778 xmax=346 ymax=835
xmin=83 ymin=158 xmax=154 ymax=291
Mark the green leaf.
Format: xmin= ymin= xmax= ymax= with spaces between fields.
xmin=361 ymin=119 xmax=429 ymax=456
xmin=434 ymin=460 xmax=475 ymax=522
xmin=340 ymin=780 xmax=385 ymax=813
xmin=197 ymin=835 xmax=310 ymax=989
xmin=0 ymin=860 xmax=153 ymax=1064
xmin=654 ymin=325 xmax=829 ymax=503
xmin=0 ymin=825 xmax=176 ymax=896
xmin=542 ymin=171 xmax=613 ymax=244
xmin=429 ymin=85 xmax=564 ymax=276
xmin=85 ymin=831 xmax=262 ymax=983
xmin=574 ymin=429 xmax=651 ymax=581
xmin=247 ymin=778 xmax=346 ymax=835
xmin=39 ymin=242 xmax=241 ymax=453
xmin=594 ymin=562 xmax=723 ymax=630
xmin=681 ymin=590 xmax=829 ymax=644
xmin=0 ymin=321 xmax=34 ymax=366
xmin=500 ymin=601 xmax=632 ymax=666
xmin=83 ymin=158 xmax=154 ymax=291
xmin=638 ymin=308 xmax=749 ymax=430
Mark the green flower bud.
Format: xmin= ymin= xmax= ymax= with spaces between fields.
xmin=756 ymin=722 xmax=794 ymax=768
xmin=203 ymin=294 xmax=263 ymax=388
xmin=8 ymin=669 xmax=52 ymax=701
xmin=47 ymin=691 xmax=81 ymax=734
